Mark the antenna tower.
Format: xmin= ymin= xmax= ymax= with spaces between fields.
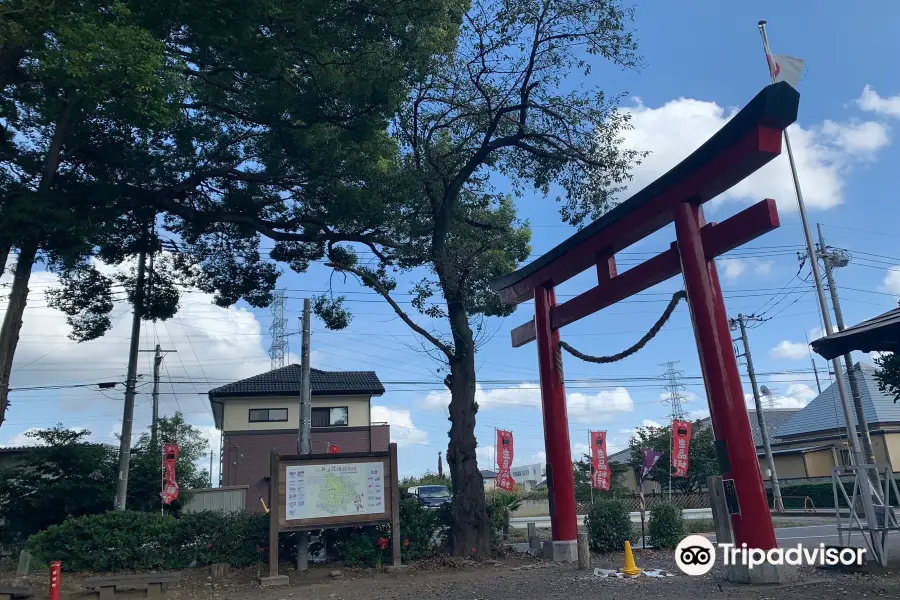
xmin=269 ymin=289 xmax=287 ymax=370
xmin=661 ymin=360 xmax=687 ymax=420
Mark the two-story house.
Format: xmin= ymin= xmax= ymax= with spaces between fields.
xmin=208 ymin=365 xmax=388 ymax=510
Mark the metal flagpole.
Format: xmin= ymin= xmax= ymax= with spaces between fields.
xmin=589 ymin=431 xmax=594 ymax=505
xmin=757 ymin=18 xmax=882 ymax=561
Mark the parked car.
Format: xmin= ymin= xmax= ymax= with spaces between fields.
xmin=407 ymin=485 xmax=451 ymax=509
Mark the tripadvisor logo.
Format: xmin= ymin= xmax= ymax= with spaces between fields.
xmin=674 ymin=535 xmax=867 ymax=576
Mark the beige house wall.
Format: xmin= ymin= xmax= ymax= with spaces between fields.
xmin=801 ymin=449 xmax=836 ymax=477
xmin=883 ymin=432 xmax=900 ymax=472
xmin=222 ymin=395 xmax=371 ymax=431
xmin=773 ymin=454 xmax=807 ymax=479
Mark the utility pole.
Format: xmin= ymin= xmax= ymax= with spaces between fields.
xmin=816 ymin=224 xmax=878 ymax=467
xmin=731 ymin=314 xmax=784 ymax=512
xmin=297 ymin=298 xmax=312 ymax=571
xmin=114 ymin=242 xmax=148 ymax=511
xmin=660 ymin=361 xmax=686 ymax=501
xmin=140 ymin=344 xmax=176 ymax=447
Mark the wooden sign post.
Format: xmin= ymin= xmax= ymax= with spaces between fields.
xmin=264 ymin=442 xmax=401 ymax=584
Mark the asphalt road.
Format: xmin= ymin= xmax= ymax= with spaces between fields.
xmin=707 ymin=523 xmax=900 ymax=554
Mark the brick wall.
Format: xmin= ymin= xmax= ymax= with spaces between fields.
xmin=221 ymin=425 xmax=390 ymax=511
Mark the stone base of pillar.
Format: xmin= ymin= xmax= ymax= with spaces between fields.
xmin=542 ymin=540 xmax=578 ymax=562
xmin=726 ymin=563 xmax=798 ymax=584
xmin=259 ymin=575 xmax=290 ymax=587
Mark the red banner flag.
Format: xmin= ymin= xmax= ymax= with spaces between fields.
xmin=495 ymin=430 xmax=515 ymax=491
xmin=327 ymin=443 xmax=341 ymax=454
xmin=161 ymin=443 xmax=179 ymax=505
xmin=590 ymin=431 xmax=610 ymax=490
xmin=672 ymin=420 xmax=692 ymax=478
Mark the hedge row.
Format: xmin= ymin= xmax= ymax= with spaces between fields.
xmin=767 ymin=481 xmax=900 ymax=510
xmin=27 ymin=499 xmax=452 ymax=572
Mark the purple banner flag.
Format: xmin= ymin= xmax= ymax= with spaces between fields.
xmin=640 ymin=448 xmax=663 ymax=483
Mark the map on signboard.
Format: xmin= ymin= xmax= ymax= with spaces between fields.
xmin=285 ymin=462 xmax=385 ymax=521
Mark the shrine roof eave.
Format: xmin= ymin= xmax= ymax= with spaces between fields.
xmin=490 ymin=82 xmax=800 ymax=305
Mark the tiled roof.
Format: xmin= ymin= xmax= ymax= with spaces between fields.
xmin=208 ymin=365 xmax=385 ymax=398
xmin=775 ymin=363 xmax=900 ymax=438
xmin=811 ymin=308 xmax=900 ymax=360
xmin=693 ymin=408 xmax=800 ymax=446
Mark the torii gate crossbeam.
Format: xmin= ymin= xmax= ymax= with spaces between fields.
xmin=490 ymin=82 xmax=800 ymax=559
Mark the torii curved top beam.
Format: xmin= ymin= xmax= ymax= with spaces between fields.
xmin=490 ymin=82 xmax=799 ymax=306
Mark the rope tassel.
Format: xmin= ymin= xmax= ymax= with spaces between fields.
xmin=559 ymin=291 xmax=687 ymax=364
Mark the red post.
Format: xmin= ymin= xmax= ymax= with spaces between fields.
xmin=673 ymin=201 xmax=777 ymax=551
xmin=49 ymin=561 xmax=61 ymax=600
xmin=534 ymin=284 xmax=578 ymax=543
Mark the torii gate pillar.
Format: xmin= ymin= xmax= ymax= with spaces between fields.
xmin=492 ymin=82 xmax=800 ymax=557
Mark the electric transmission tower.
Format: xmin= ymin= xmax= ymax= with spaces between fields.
xmin=269 ymin=289 xmax=287 ymax=370
xmin=660 ymin=361 xmax=687 ymax=420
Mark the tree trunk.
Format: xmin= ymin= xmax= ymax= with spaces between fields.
xmin=0 ymin=244 xmax=10 ymax=278
xmin=0 ymin=242 xmax=37 ymax=428
xmin=444 ymin=300 xmax=492 ymax=557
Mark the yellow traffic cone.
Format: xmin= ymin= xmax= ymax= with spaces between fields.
xmin=619 ymin=540 xmax=642 ymax=576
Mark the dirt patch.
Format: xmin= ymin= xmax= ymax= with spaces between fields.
xmin=6 ymin=551 xmax=900 ymax=600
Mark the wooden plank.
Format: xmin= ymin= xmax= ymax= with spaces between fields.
xmin=83 ymin=574 xmax=180 ymax=586
xmin=509 ymin=199 xmax=780 ymax=346
xmin=268 ymin=450 xmax=280 ymax=577
xmin=390 ymin=443 xmax=402 ymax=567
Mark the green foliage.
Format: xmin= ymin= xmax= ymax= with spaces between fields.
xmin=399 ymin=498 xmax=449 ymax=561
xmin=0 ymin=426 xmax=116 ymax=547
xmin=647 ymin=502 xmax=684 ymax=549
xmin=400 ymin=471 xmax=453 ymax=492
xmin=875 ymin=352 xmax=900 ymax=404
xmin=572 ymin=453 xmax=631 ymax=502
xmin=584 ymin=499 xmax=632 ymax=553
xmin=27 ymin=510 xmax=267 ymax=571
xmin=126 ymin=412 xmax=213 ymax=514
xmin=0 ymin=417 xmax=212 ymax=545
xmin=485 ymin=489 xmax=523 ymax=536
xmin=334 ymin=532 xmax=384 ymax=568
xmin=628 ymin=422 xmax=718 ymax=493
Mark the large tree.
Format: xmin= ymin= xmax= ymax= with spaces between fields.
xmin=0 ymin=0 xmax=465 ymax=426
xmin=875 ymin=352 xmax=900 ymax=404
xmin=285 ymin=0 xmax=642 ymax=555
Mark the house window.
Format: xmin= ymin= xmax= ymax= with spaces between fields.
xmin=248 ymin=408 xmax=288 ymax=423
xmin=312 ymin=407 xmax=349 ymax=427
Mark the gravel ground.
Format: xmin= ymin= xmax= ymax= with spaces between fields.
xmin=8 ymin=549 xmax=900 ymax=600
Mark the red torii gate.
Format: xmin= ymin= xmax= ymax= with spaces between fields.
xmin=491 ymin=82 xmax=800 ymax=558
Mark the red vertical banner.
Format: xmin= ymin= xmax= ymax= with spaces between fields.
xmin=49 ymin=560 xmax=61 ymax=600
xmin=495 ymin=430 xmax=515 ymax=491
xmin=672 ymin=420 xmax=692 ymax=478
xmin=161 ymin=443 xmax=180 ymax=504
xmin=327 ymin=443 xmax=341 ymax=454
xmin=590 ymin=431 xmax=610 ymax=490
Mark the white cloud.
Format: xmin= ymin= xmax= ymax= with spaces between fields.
xmin=0 ymin=257 xmax=326 ymax=446
xmin=808 ymin=327 xmax=825 ymax=341
xmin=744 ymin=391 xmax=810 ymax=410
xmin=371 ymin=405 xmax=428 ymax=447
xmin=770 ymin=340 xmax=809 ymax=360
xmin=718 ymin=258 xmax=747 ymax=281
xmin=858 ymin=85 xmax=900 ymax=119
xmin=879 ymin=267 xmax=900 ymax=295
xmin=619 ymin=95 xmax=891 ymax=213
xmin=0 ymin=427 xmax=44 ymax=447
xmin=754 ymin=261 xmax=774 ymax=276
xmin=820 ymin=120 xmax=890 ymax=156
xmin=422 ymin=384 xmax=634 ymax=423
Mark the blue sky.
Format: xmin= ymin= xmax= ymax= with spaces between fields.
xmin=3 ymin=2 xmax=900 ymax=482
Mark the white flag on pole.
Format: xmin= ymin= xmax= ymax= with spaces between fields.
xmin=767 ymin=54 xmax=805 ymax=88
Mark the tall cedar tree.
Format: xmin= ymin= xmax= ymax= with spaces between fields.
xmin=0 ymin=0 xmax=465 ymax=426
xmin=296 ymin=0 xmax=643 ymax=555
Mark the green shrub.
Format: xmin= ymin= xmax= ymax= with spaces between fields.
xmin=584 ymin=499 xmax=631 ymax=553
xmin=28 ymin=510 xmax=267 ymax=572
xmin=647 ymin=502 xmax=684 ymax=549
xmin=334 ymin=531 xmax=384 ymax=567
xmin=399 ymin=498 xmax=448 ymax=560
xmin=486 ymin=489 xmax=522 ymax=536
xmin=28 ymin=511 xmax=184 ymax=572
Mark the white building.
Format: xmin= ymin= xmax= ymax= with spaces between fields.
xmin=510 ymin=463 xmax=546 ymax=490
